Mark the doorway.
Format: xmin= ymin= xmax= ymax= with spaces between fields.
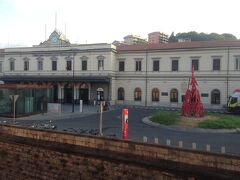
xmin=53 ymin=84 xmax=58 ymax=103
xmin=79 ymin=88 xmax=89 ymax=104
xmin=64 ymin=84 xmax=73 ymax=103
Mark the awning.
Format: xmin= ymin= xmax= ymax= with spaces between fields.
xmin=0 ymin=75 xmax=110 ymax=83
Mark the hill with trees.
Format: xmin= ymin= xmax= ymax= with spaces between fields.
xmin=168 ymin=31 xmax=237 ymax=42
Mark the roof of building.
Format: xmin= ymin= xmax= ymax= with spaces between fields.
xmin=116 ymin=40 xmax=240 ymax=51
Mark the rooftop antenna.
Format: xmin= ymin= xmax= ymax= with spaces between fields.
xmin=45 ymin=24 xmax=47 ymax=40
xmin=65 ymin=23 xmax=67 ymax=39
xmin=55 ymin=12 xmax=57 ymax=30
xmin=7 ymin=33 xmax=9 ymax=47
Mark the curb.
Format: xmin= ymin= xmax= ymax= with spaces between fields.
xmin=142 ymin=117 xmax=240 ymax=133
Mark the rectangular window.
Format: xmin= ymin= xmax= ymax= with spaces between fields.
xmin=82 ymin=60 xmax=87 ymax=71
xmin=213 ymin=58 xmax=220 ymax=71
xmin=191 ymin=59 xmax=199 ymax=71
xmin=98 ymin=59 xmax=104 ymax=70
xmin=0 ymin=62 xmax=2 ymax=73
xmin=181 ymin=95 xmax=185 ymax=102
xmin=66 ymin=60 xmax=72 ymax=71
xmin=153 ymin=60 xmax=159 ymax=71
xmin=135 ymin=60 xmax=142 ymax=71
xmin=119 ymin=61 xmax=125 ymax=71
xmin=235 ymin=58 xmax=240 ymax=70
xmin=52 ymin=61 xmax=57 ymax=71
xmin=10 ymin=61 xmax=15 ymax=71
xmin=172 ymin=60 xmax=178 ymax=71
xmin=38 ymin=60 xmax=43 ymax=71
xmin=24 ymin=61 xmax=29 ymax=71
xmin=201 ymin=93 xmax=209 ymax=97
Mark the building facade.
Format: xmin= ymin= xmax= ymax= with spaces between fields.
xmin=1 ymin=31 xmax=240 ymax=112
xmin=148 ymin=32 xmax=168 ymax=44
xmin=116 ymin=41 xmax=240 ymax=109
xmin=123 ymin=35 xmax=148 ymax=45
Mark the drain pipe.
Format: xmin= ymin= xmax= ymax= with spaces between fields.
xmin=145 ymin=49 xmax=148 ymax=107
xmin=227 ymin=47 xmax=229 ymax=103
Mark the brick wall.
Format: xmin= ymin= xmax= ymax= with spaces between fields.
xmin=0 ymin=125 xmax=240 ymax=179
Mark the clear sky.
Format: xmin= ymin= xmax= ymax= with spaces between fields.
xmin=0 ymin=0 xmax=239 ymax=48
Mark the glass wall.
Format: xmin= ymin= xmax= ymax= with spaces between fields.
xmin=0 ymin=88 xmax=51 ymax=117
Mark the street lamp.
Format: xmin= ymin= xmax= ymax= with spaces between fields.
xmin=72 ymin=52 xmax=75 ymax=113
xmin=69 ymin=48 xmax=78 ymax=113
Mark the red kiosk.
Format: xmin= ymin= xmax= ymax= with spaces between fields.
xmin=122 ymin=108 xmax=128 ymax=140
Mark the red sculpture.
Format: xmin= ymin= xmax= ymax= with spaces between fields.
xmin=182 ymin=66 xmax=204 ymax=117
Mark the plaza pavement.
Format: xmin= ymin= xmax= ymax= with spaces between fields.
xmin=16 ymin=104 xmax=102 ymax=121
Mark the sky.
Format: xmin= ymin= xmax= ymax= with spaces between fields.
xmin=0 ymin=0 xmax=240 ymax=48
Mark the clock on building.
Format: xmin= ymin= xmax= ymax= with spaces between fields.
xmin=51 ymin=36 xmax=58 ymax=43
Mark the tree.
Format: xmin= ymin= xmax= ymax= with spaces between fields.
xmin=168 ymin=32 xmax=177 ymax=42
xmin=168 ymin=31 xmax=237 ymax=42
xmin=221 ymin=33 xmax=237 ymax=40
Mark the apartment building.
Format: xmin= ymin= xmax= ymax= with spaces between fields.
xmin=148 ymin=32 xmax=169 ymax=44
xmin=123 ymin=35 xmax=148 ymax=45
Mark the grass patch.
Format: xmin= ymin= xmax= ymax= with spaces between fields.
xmin=150 ymin=111 xmax=240 ymax=129
xmin=150 ymin=111 xmax=179 ymax=125
xmin=198 ymin=115 xmax=240 ymax=129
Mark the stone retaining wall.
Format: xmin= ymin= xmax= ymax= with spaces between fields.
xmin=0 ymin=125 xmax=239 ymax=179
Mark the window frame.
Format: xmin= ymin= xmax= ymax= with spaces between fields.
xmin=37 ymin=60 xmax=43 ymax=71
xmin=81 ymin=60 xmax=87 ymax=71
xmin=24 ymin=61 xmax=29 ymax=71
xmin=212 ymin=58 xmax=221 ymax=71
xmin=170 ymin=88 xmax=178 ymax=102
xmin=10 ymin=60 xmax=15 ymax=71
xmin=117 ymin=87 xmax=125 ymax=100
xmin=119 ymin=61 xmax=125 ymax=72
xmin=135 ymin=60 xmax=142 ymax=71
xmin=191 ymin=59 xmax=199 ymax=71
xmin=0 ymin=61 xmax=2 ymax=73
xmin=98 ymin=59 xmax=104 ymax=70
xmin=134 ymin=88 xmax=142 ymax=101
xmin=153 ymin=59 xmax=160 ymax=71
xmin=171 ymin=59 xmax=179 ymax=71
xmin=235 ymin=57 xmax=240 ymax=70
xmin=66 ymin=60 xmax=72 ymax=71
xmin=211 ymin=89 xmax=221 ymax=104
xmin=52 ymin=60 xmax=57 ymax=71
xmin=152 ymin=88 xmax=160 ymax=102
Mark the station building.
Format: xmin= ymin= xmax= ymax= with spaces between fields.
xmin=0 ymin=30 xmax=240 ymax=115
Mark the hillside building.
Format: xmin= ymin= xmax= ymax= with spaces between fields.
xmin=148 ymin=32 xmax=168 ymax=44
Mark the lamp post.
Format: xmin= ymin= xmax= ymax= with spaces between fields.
xmin=72 ymin=52 xmax=75 ymax=113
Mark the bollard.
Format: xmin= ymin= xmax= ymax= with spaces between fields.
xmin=143 ymin=136 xmax=147 ymax=143
xmin=221 ymin=146 xmax=226 ymax=154
xmin=166 ymin=139 xmax=171 ymax=146
xmin=122 ymin=108 xmax=129 ymax=140
xmin=206 ymin=144 xmax=211 ymax=152
xmin=179 ymin=141 xmax=183 ymax=148
xmin=80 ymin=100 xmax=83 ymax=113
xmin=154 ymin=138 xmax=159 ymax=144
xmin=192 ymin=143 xmax=197 ymax=150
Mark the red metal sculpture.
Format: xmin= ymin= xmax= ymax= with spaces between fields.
xmin=182 ymin=66 xmax=204 ymax=117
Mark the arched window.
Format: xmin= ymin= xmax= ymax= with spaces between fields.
xmin=170 ymin=88 xmax=178 ymax=102
xmin=134 ymin=88 xmax=141 ymax=101
xmin=211 ymin=89 xmax=220 ymax=104
xmin=152 ymin=88 xmax=159 ymax=101
xmin=118 ymin=87 xmax=124 ymax=100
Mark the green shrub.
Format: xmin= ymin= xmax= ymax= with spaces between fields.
xmin=150 ymin=111 xmax=179 ymax=125
xmin=198 ymin=115 xmax=240 ymax=129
